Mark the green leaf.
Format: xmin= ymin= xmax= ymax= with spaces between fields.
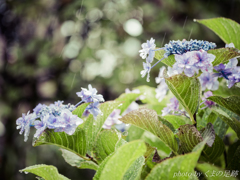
xmin=212 ymin=107 xmax=240 ymax=138
xmin=84 ymin=101 xmax=122 ymax=153
xmin=20 ymin=164 xmax=70 ymax=180
xmin=213 ymin=117 xmax=229 ymax=139
xmin=177 ymin=124 xmax=224 ymax=162
xmin=123 ymin=156 xmax=145 ymax=180
xmin=99 ymin=140 xmax=146 ymax=180
xmin=127 ymin=125 xmax=171 ymax=157
xmin=201 ymin=134 xmax=225 ymax=163
xmin=197 ymin=163 xmax=237 ymax=180
xmin=115 ymin=93 xmax=140 ymax=114
xmin=72 ymin=103 xmax=90 ymax=118
xmin=227 ymin=140 xmax=240 ymax=165
xmin=145 ymin=140 xmax=206 ymax=180
xmin=228 ymin=145 xmax=240 ymax=173
xmin=163 ymin=115 xmax=189 ymax=129
xmin=207 ymin=111 xmax=218 ymax=124
xmin=195 ymin=17 xmax=240 ymax=49
xmin=165 ymin=74 xmax=201 ymax=124
xmin=94 ymin=130 xmax=121 ymax=163
xmin=134 ymin=85 xmax=159 ymax=104
xmin=177 ymin=124 xmax=203 ymax=153
xmin=208 ymin=48 xmax=240 ymax=66
xmin=93 ymin=153 xmax=114 ymax=180
xmin=141 ymin=131 xmax=172 ymax=157
xmin=127 ymin=125 xmax=145 ymax=142
xmin=120 ymin=108 xmax=179 ymax=154
xmin=154 ymin=49 xmax=176 ymax=67
xmin=33 ymin=127 xmax=87 ymax=157
xmin=208 ymin=95 xmax=240 ymax=117
xmin=60 ymin=149 xmax=98 ymax=170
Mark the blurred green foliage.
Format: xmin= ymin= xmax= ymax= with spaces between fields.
xmin=0 ymin=0 xmax=240 ymax=179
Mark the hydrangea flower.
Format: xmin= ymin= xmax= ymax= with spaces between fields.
xmin=162 ymin=97 xmax=181 ymax=116
xmin=213 ymin=63 xmax=233 ymax=80
xmin=76 ymin=84 xmax=105 ymax=104
xmin=173 ymin=52 xmax=198 ymax=77
xmin=102 ymin=109 xmax=122 ymax=129
xmin=201 ymin=91 xmax=215 ymax=109
xmin=198 ymin=72 xmax=219 ymax=91
xmin=85 ymin=101 xmax=102 ymax=119
xmin=140 ymin=62 xmax=151 ymax=82
xmin=192 ymin=50 xmax=215 ymax=73
xmin=155 ymin=81 xmax=168 ymax=102
xmin=34 ymin=114 xmax=50 ymax=138
xmin=139 ymin=38 xmax=156 ymax=59
xmin=54 ymin=109 xmax=82 ymax=135
xmin=155 ymin=66 xmax=166 ymax=84
xmin=16 ymin=111 xmax=36 ymax=142
xmin=228 ymin=73 xmax=240 ymax=88
xmin=17 ymin=101 xmax=83 ymax=141
xmin=163 ymin=39 xmax=216 ymax=57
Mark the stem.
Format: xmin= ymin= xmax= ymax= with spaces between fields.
xmin=86 ymin=153 xmax=98 ymax=165
xmin=75 ymin=101 xmax=83 ymax=108
xmin=193 ymin=113 xmax=197 ymax=127
xmin=224 ymin=150 xmax=228 ymax=167
xmin=151 ymin=57 xmax=166 ymax=69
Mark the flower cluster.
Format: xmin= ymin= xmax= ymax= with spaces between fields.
xmin=16 ymin=101 xmax=82 ymax=142
xmin=163 ymin=39 xmax=216 ymax=57
xmin=102 ymin=109 xmax=122 ymax=129
xmin=102 ymin=88 xmax=140 ymax=130
xmin=17 ymin=84 xmax=105 ymax=142
xmin=76 ymin=84 xmax=105 ymax=118
xmin=139 ymin=38 xmax=217 ymax=82
xmin=139 ymin=38 xmax=156 ymax=82
xmin=201 ymin=91 xmax=216 ymax=109
xmin=213 ymin=59 xmax=240 ymax=88
xmin=162 ymin=97 xmax=184 ymax=116
xmin=155 ymin=66 xmax=168 ymax=102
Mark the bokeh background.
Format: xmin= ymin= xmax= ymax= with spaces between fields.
xmin=1 ymin=0 xmax=240 ymax=179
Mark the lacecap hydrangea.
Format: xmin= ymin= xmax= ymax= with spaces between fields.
xmin=16 ymin=84 xmax=105 ymax=142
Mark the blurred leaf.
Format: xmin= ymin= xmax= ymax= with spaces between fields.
xmin=207 ymin=111 xmax=218 ymax=124
xmin=123 ymin=156 xmax=145 ymax=180
xmin=127 ymin=125 xmax=145 ymax=141
xmin=134 ymin=85 xmax=158 ymax=104
xmin=165 ymin=74 xmax=201 ymax=124
xmin=196 ymin=17 xmax=240 ymax=49
xmin=93 ymin=153 xmax=114 ymax=180
xmin=227 ymin=145 xmax=240 ymax=173
xmin=145 ymin=141 xmax=207 ymax=180
xmin=227 ymin=140 xmax=240 ymax=165
xmin=84 ymin=101 xmax=122 ymax=153
xmin=115 ymin=93 xmax=140 ymax=114
xmin=121 ymin=108 xmax=178 ymax=154
xmin=155 ymin=49 xmax=175 ymax=67
xmin=33 ymin=127 xmax=87 ymax=157
xmin=94 ymin=130 xmax=122 ymax=163
xmin=163 ymin=115 xmax=189 ymax=129
xmin=213 ymin=117 xmax=229 ymax=139
xmin=72 ymin=103 xmax=90 ymax=118
xmin=127 ymin=125 xmax=171 ymax=157
xmin=141 ymin=131 xmax=172 ymax=157
xmin=212 ymin=107 xmax=240 ymax=138
xmin=208 ymin=95 xmax=240 ymax=117
xmin=98 ymin=140 xmax=146 ymax=180
xmin=208 ymin=48 xmax=240 ymax=66
xmin=197 ymin=163 xmax=237 ymax=180
xmin=61 ymin=149 xmax=98 ymax=170
xmin=20 ymin=164 xmax=70 ymax=180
